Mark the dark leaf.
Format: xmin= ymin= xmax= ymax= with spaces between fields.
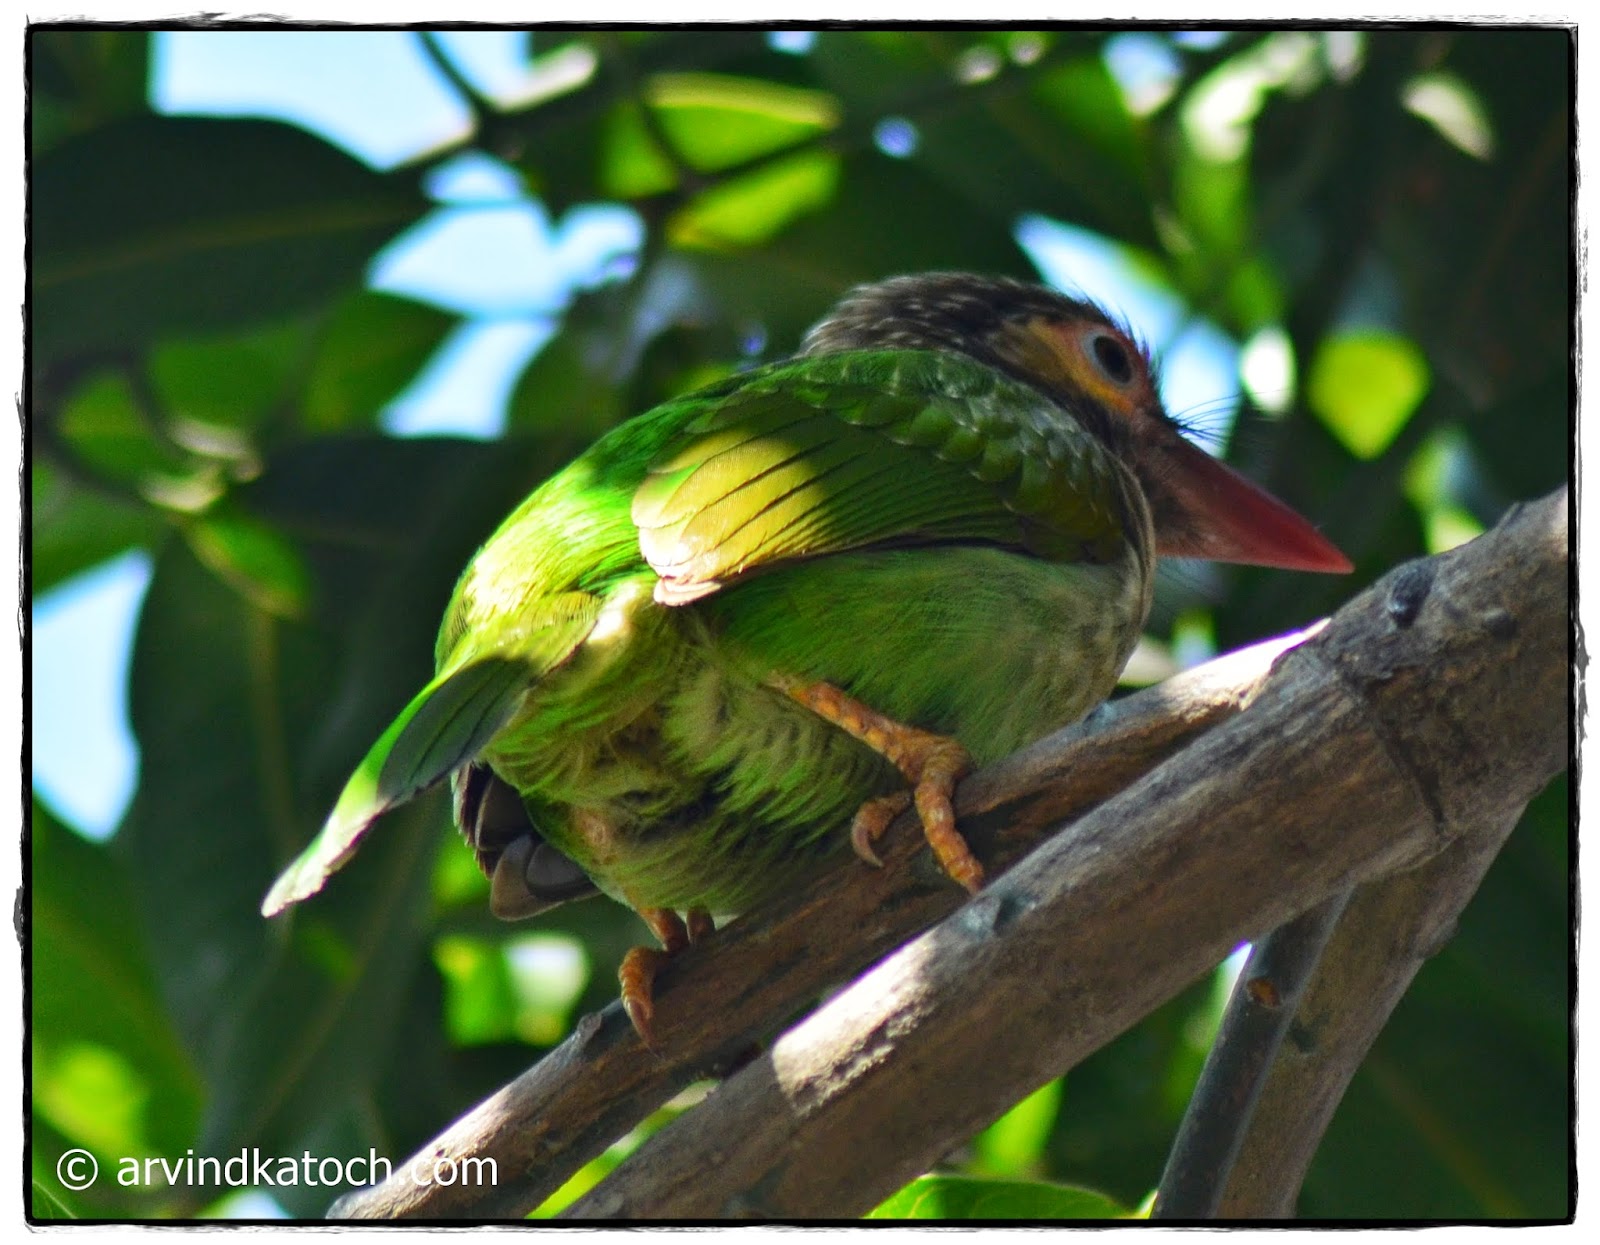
xmin=33 ymin=116 xmax=427 ymax=365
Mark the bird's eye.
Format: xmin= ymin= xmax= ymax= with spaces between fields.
xmin=1085 ymin=330 xmax=1136 ymax=385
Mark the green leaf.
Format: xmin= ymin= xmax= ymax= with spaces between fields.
xmin=690 ymin=153 xmax=1037 ymax=353
xmin=148 ymin=319 xmax=314 ymax=435
xmin=54 ymin=370 xmax=190 ymax=487
xmin=30 ymin=800 xmax=205 ymax=1166
xmin=30 ymin=460 xmax=163 ymax=594
xmin=668 ymin=149 xmax=841 ymax=249
xmin=433 ymin=934 xmax=519 ymax=1045
xmin=602 ymin=73 xmax=840 ymax=198
xmin=33 ymin=116 xmax=426 ymax=365
xmin=972 ymin=1078 xmax=1064 ymax=1177
xmin=303 ymin=292 xmax=458 ymax=433
xmin=870 ymin=1175 xmax=1132 ymax=1220
xmin=31 ymin=29 xmax=151 ymax=152
xmin=1307 ymin=331 xmax=1431 ymax=460
xmin=183 ymin=507 xmax=313 ymax=619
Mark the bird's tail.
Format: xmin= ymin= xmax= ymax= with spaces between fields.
xmin=260 ymin=656 xmax=530 ymax=916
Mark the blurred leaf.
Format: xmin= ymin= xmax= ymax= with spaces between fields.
xmin=973 ymin=1078 xmax=1064 ymax=1178
xmin=148 ymin=319 xmax=313 ymax=435
xmin=690 ymin=152 xmax=1036 ymax=352
xmin=33 ymin=116 xmax=426 ymax=366
xmin=1022 ymin=55 xmax=1157 ymax=240
xmin=669 ymin=149 xmax=841 ymax=249
xmin=303 ymin=292 xmax=458 ymax=432
xmin=182 ymin=506 xmax=313 ymax=619
xmin=503 ymin=932 xmax=591 ymax=1046
xmin=870 ymin=1175 xmax=1131 ymax=1220
xmin=31 ymin=28 xmax=150 ymax=151
xmin=30 ymin=800 xmax=204 ymax=1166
xmin=54 ymin=370 xmax=189 ymax=487
xmin=1308 ymin=331 xmax=1430 ymax=459
xmin=809 ymin=34 xmax=1157 ymax=250
xmin=603 ymin=72 xmax=839 ymax=198
xmin=507 ymin=255 xmax=736 ymax=437
xmin=434 ymin=933 xmax=519 ymax=1045
xmin=30 ymin=460 xmax=163 ymax=593
xmin=33 ymin=1043 xmax=150 ymax=1161
xmin=1404 ymin=429 xmax=1491 ymax=553
xmin=1402 ymin=70 xmax=1495 ymax=161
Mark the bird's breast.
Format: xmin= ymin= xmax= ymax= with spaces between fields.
xmin=703 ymin=542 xmax=1153 ymax=765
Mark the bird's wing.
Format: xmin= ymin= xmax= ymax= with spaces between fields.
xmin=632 ymin=350 xmax=1134 ymax=604
xmin=261 ymin=594 xmax=601 ymax=915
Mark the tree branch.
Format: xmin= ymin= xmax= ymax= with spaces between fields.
xmin=1152 ymin=888 xmax=1352 ymax=1219
xmin=333 ymin=488 xmax=1566 ymax=1220
xmin=330 ymin=624 xmax=1314 ymax=1218
xmin=1214 ymin=805 xmax=1539 ymax=1216
xmin=564 ymin=489 xmax=1566 ymax=1219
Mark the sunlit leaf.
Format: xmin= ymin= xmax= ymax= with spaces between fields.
xmin=434 ymin=934 xmax=519 ymax=1045
xmin=1404 ymin=426 xmax=1486 ymax=540
xmin=505 ymin=933 xmax=591 ymax=1046
xmin=30 ymin=800 xmax=203 ymax=1163
xmin=602 ymin=73 xmax=839 ymax=199
xmin=1403 ymin=70 xmax=1495 ymax=160
xmin=668 ymin=149 xmax=841 ymax=249
xmin=972 ymin=1079 xmax=1063 ymax=1177
xmin=33 ymin=1042 xmax=151 ymax=1160
xmin=870 ymin=1175 xmax=1131 ymax=1220
xmin=1308 ymin=331 xmax=1430 ymax=460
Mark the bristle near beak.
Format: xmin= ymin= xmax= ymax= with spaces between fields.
xmin=1151 ymin=434 xmax=1352 ymax=573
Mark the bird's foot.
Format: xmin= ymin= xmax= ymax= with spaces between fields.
xmin=619 ymin=905 xmax=716 ymax=1048
xmin=778 ymin=678 xmax=983 ymax=894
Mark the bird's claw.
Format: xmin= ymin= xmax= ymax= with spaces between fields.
xmin=618 ymin=906 xmax=716 ymax=1048
xmin=781 ymin=678 xmax=983 ymax=893
xmin=850 ymin=790 xmax=911 ymax=867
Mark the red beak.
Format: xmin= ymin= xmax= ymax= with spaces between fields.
xmin=1155 ymin=436 xmax=1352 ymax=573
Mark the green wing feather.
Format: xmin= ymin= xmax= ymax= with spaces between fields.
xmin=632 ymin=351 xmax=1131 ymax=604
xmin=261 ymin=596 xmax=601 ymax=916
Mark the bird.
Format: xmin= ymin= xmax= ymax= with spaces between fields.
xmin=261 ymin=272 xmax=1351 ymax=1044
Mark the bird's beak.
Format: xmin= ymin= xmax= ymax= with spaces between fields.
xmin=1154 ymin=434 xmax=1352 ymax=573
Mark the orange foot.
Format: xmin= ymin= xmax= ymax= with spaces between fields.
xmin=777 ymin=678 xmax=983 ymax=894
xmin=618 ymin=905 xmax=716 ymax=1048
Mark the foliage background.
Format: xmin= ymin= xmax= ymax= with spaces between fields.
xmin=29 ymin=26 xmax=1571 ymax=1220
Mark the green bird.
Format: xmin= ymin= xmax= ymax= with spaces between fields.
xmin=262 ymin=272 xmax=1350 ymax=1042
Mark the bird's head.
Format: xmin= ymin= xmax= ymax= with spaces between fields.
xmin=802 ymin=273 xmax=1351 ymax=574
